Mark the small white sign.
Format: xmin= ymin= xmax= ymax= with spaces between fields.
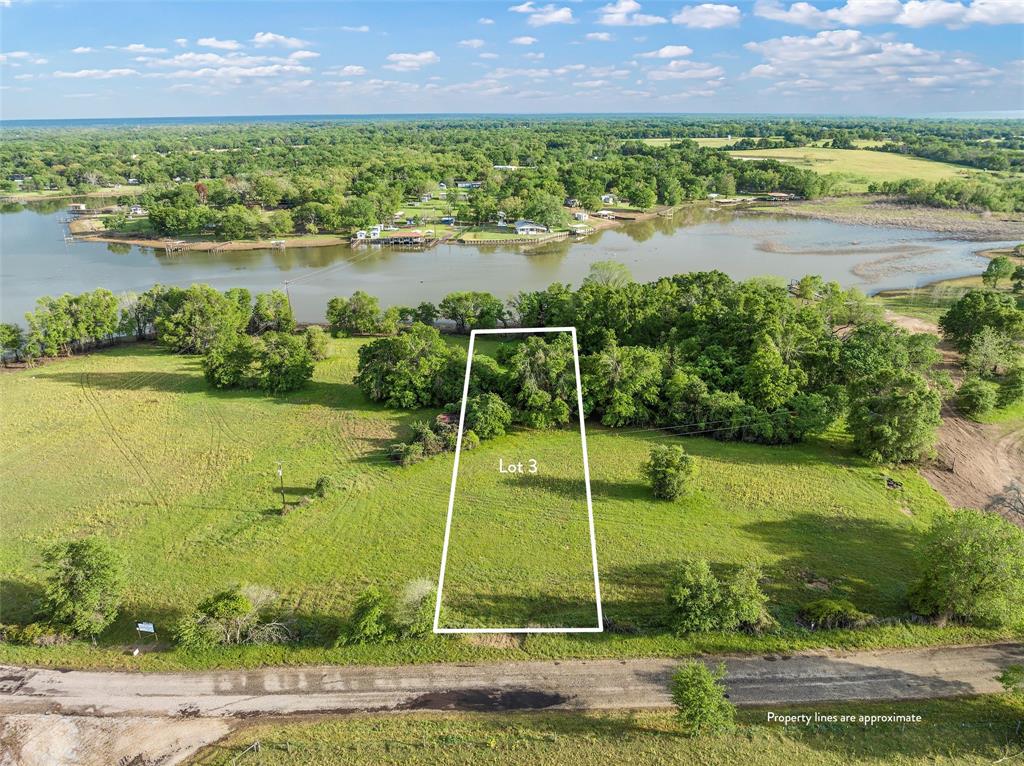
xmin=136 ymin=621 xmax=156 ymax=634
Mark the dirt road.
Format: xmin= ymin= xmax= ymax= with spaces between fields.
xmin=2 ymin=643 xmax=1022 ymax=764
xmin=884 ymin=311 xmax=1024 ymax=517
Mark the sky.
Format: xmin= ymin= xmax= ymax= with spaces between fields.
xmin=0 ymin=0 xmax=1021 ymax=120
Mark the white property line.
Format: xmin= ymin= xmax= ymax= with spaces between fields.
xmin=432 ymin=326 xmax=604 ymax=634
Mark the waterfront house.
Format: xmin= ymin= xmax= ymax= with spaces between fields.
xmin=513 ymin=219 xmax=548 ymax=236
xmin=601 ymin=193 xmax=615 ymax=205
xmin=573 ymin=211 xmax=589 ymax=221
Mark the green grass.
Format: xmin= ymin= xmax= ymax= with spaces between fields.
xmin=727 ymin=147 xmax=970 ymax=192
xmin=1 ymin=339 xmax=1019 ymax=670
xmin=190 ymin=695 xmax=1024 ymax=765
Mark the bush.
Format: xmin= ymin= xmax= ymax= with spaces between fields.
xmin=41 ymin=537 xmax=124 ymax=638
xmin=723 ymin=563 xmax=774 ymax=633
xmin=174 ymin=586 xmax=290 ymax=649
xmin=390 ymin=442 xmax=425 ymax=467
xmin=462 ymin=429 xmax=481 ymax=451
xmin=337 ymin=586 xmax=396 ymax=646
xmin=643 ymin=444 xmax=696 ymax=501
xmin=667 ymin=559 xmax=723 ymax=634
xmin=464 ymin=393 xmax=513 ymax=439
xmin=304 ymin=325 xmax=329 ymax=360
xmin=998 ymin=367 xmax=1024 ymax=407
xmin=909 ymin=509 xmax=1024 ymax=628
xmin=0 ymin=622 xmax=69 ymax=647
xmin=313 ymin=475 xmax=335 ymax=498
xmin=396 ymin=579 xmax=438 ymax=639
xmin=956 ymin=377 xmax=999 ymax=416
xmin=797 ymin=598 xmax=872 ymax=630
xmin=670 ymin=661 xmax=735 ymax=737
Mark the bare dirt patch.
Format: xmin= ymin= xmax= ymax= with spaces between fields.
xmin=0 ymin=714 xmax=231 ymax=766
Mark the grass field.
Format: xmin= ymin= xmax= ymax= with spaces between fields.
xmin=190 ymin=695 xmax=1024 ymax=765
xmin=0 ymin=338 xmax=1019 ymax=670
xmin=727 ymin=147 xmax=969 ymax=192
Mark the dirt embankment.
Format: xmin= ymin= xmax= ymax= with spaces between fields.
xmin=884 ymin=311 xmax=1024 ymax=519
xmin=764 ymin=196 xmax=1024 ymax=241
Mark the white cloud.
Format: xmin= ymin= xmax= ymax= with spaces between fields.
xmin=524 ymin=51 xmax=546 ymax=60
xmin=383 ymin=50 xmax=440 ymax=71
xmin=479 ymin=17 xmax=496 ymax=24
xmin=174 ymin=38 xmax=188 ymax=47
xmin=197 ymin=37 xmax=242 ymax=51
xmin=341 ymin=25 xmax=370 ymax=32
xmin=289 ymin=50 xmax=319 ymax=60
xmin=647 ymin=59 xmax=724 ymax=79
xmin=745 ymin=29 xmax=1000 ymax=94
xmin=480 ymin=52 xmax=500 ymax=59
xmin=331 ymin=64 xmax=367 ymax=75
xmin=586 ymin=32 xmax=614 ymax=41
xmin=528 ymin=4 xmax=576 ymax=25
xmin=1 ymin=51 xmax=49 ymax=65
xmin=511 ymin=36 xmax=539 ymax=44
xmin=597 ymin=0 xmax=667 ymax=26
xmin=753 ymin=0 xmax=1024 ymax=28
xmin=639 ymin=45 xmax=694 ymax=58
xmin=71 ymin=46 xmax=94 ymax=54
xmin=459 ymin=38 xmax=486 ymax=48
xmin=578 ymin=79 xmax=609 ymax=87
xmin=672 ymin=3 xmax=742 ymax=28
xmin=251 ymin=32 xmax=310 ymax=48
xmin=54 ymin=68 xmax=140 ymax=79
xmin=105 ymin=43 xmax=167 ymax=54
xmin=508 ymin=2 xmax=535 ymax=11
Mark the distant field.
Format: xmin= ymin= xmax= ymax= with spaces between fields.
xmin=727 ymin=147 xmax=969 ymax=192
xmin=190 ymin=696 xmax=1024 ymax=765
xmin=1 ymin=338 xmax=1015 ymax=670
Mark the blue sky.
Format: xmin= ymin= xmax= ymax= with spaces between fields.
xmin=1 ymin=0 xmax=1021 ymax=119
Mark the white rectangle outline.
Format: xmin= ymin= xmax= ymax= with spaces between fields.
xmin=433 ymin=326 xmax=604 ymax=634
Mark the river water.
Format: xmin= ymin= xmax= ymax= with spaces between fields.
xmin=0 ymin=200 xmax=1007 ymax=324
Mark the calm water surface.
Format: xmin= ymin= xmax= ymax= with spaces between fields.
xmin=0 ymin=200 xmax=1008 ymax=323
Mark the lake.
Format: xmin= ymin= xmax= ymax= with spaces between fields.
xmin=0 ymin=201 xmax=1008 ymax=324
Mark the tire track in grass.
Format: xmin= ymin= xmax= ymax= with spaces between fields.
xmin=78 ymin=370 xmax=163 ymax=508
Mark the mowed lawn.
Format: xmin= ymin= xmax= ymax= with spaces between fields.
xmin=727 ymin=147 xmax=969 ymax=192
xmin=190 ymin=696 xmax=1024 ymax=766
xmin=0 ymin=338 xmax=1013 ymax=670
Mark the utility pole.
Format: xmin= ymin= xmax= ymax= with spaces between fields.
xmin=276 ymin=462 xmax=286 ymax=513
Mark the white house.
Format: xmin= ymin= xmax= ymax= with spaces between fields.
xmin=455 ymin=180 xmax=482 ymax=189
xmin=513 ymin=219 xmax=548 ymax=236
xmin=573 ymin=211 xmax=589 ymax=221
xmin=595 ymin=209 xmax=615 ymax=219
xmin=601 ymin=193 xmax=615 ymax=205
xmin=129 ymin=204 xmax=146 ymax=216
xmin=355 ymin=230 xmax=368 ymax=240
xmin=420 ymin=193 xmax=432 ymax=202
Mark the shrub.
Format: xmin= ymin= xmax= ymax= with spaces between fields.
xmin=313 ymin=475 xmax=335 ymax=498
xmin=909 ymin=509 xmax=1024 ymax=628
xmin=667 ymin=559 xmax=723 ymax=635
xmin=304 ymin=325 xmax=329 ymax=360
xmin=41 ymin=537 xmax=124 ymax=638
xmin=390 ymin=442 xmax=425 ymax=467
xmin=462 ymin=429 xmax=481 ymax=451
xmin=337 ymin=586 xmax=396 ymax=646
xmin=396 ymin=579 xmax=438 ymax=639
xmin=998 ymin=367 xmax=1024 ymax=407
xmin=670 ymin=661 xmax=735 ymax=737
xmin=999 ymin=665 xmax=1024 ymax=695
xmin=723 ymin=563 xmax=774 ymax=633
xmin=174 ymin=586 xmax=290 ymax=649
xmin=797 ymin=598 xmax=872 ymax=630
xmin=956 ymin=377 xmax=999 ymax=416
xmin=643 ymin=444 xmax=696 ymax=501
xmin=0 ymin=622 xmax=69 ymax=647
xmin=464 ymin=393 xmax=514 ymax=439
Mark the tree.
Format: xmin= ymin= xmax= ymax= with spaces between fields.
xmin=502 ymin=334 xmax=577 ymax=428
xmin=41 ymin=537 xmax=124 ymax=637
xmin=940 ymin=291 xmax=1024 ymax=352
xmin=250 ymin=290 xmax=295 ymax=334
xmin=355 ymin=323 xmax=461 ymax=408
xmin=582 ymin=260 xmax=633 ymax=289
xmin=1013 ymin=265 xmax=1024 ymax=294
xmin=156 ymin=284 xmax=247 ymax=354
xmin=982 ymin=256 xmax=1016 ymax=289
xmin=264 ymin=209 xmax=294 ymax=237
xmin=438 ymin=291 xmax=505 ymax=333
xmin=327 ymin=291 xmax=386 ymax=335
xmin=742 ymin=335 xmax=797 ymax=411
xmin=644 ymin=444 xmax=696 ymax=501
xmin=909 ymin=509 xmax=1024 ymax=628
xmin=216 ymin=204 xmax=262 ymax=239
xmin=0 ymin=323 xmax=23 ymax=364
xmin=582 ymin=342 xmax=663 ymax=426
xmin=956 ymin=376 xmax=999 ymax=416
xmin=256 ymin=332 xmax=314 ymax=394
xmin=523 ymin=192 xmax=567 ymax=228
xmin=203 ymin=333 xmax=261 ymax=389
xmin=465 ymin=392 xmax=514 ymax=439
xmin=670 ymin=662 xmax=735 ymax=737
xmin=847 ymin=371 xmax=942 ymax=463
xmin=964 ymin=326 xmax=1017 ymax=376
xmin=174 ymin=586 xmax=289 ymax=648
